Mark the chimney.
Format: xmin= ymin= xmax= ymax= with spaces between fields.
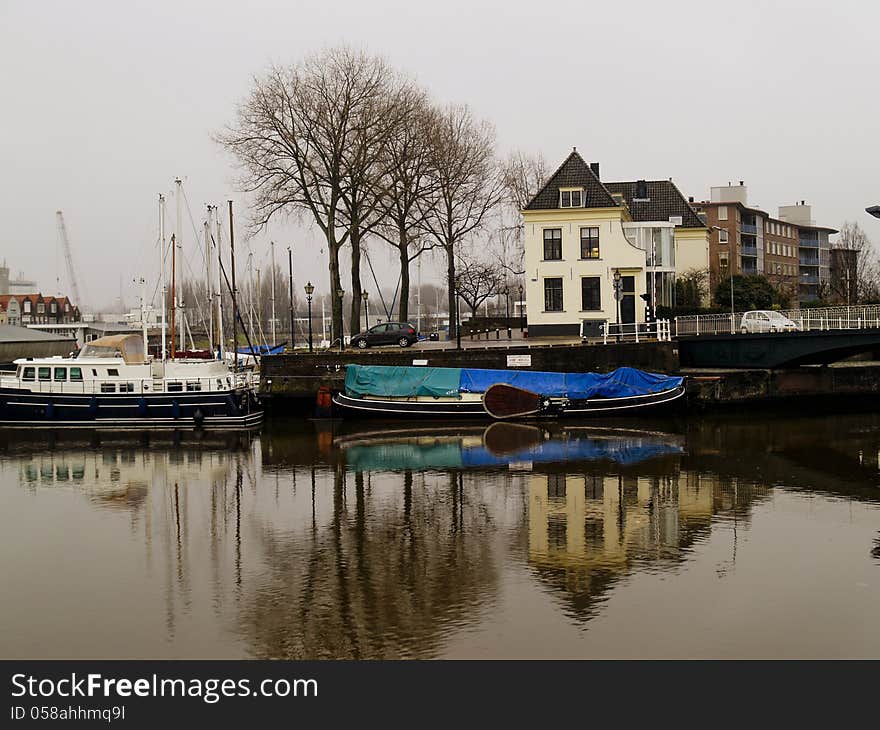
xmin=739 ymin=180 xmax=744 ymax=186
xmin=688 ymin=196 xmax=694 ymax=203
xmin=589 ymin=162 xmax=600 ymax=179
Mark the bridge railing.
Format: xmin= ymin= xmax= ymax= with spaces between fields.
xmin=601 ymin=319 xmax=673 ymax=344
xmin=675 ymin=305 xmax=880 ymax=337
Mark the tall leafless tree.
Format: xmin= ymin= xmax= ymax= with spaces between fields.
xmin=455 ymin=254 xmax=504 ymax=319
xmin=219 ymin=47 xmax=401 ymax=345
xmin=833 ymin=221 xmax=879 ymax=303
xmin=373 ymin=89 xmax=438 ymax=322
xmin=419 ymin=104 xmax=503 ymax=336
xmin=495 ymin=150 xmax=548 ymax=277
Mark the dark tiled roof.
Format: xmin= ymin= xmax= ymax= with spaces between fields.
xmin=524 ymin=150 xmax=618 ymax=210
xmin=604 ymin=180 xmax=706 ymax=229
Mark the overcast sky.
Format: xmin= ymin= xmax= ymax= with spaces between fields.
xmin=2 ymin=0 xmax=878 ymax=311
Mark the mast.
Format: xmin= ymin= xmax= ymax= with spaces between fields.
xmin=228 ymin=200 xmax=237 ymax=373
xmin=174 ymin=178 xmax=185 ymax=355
xmin=170 ymin=233 xmax=176 ymax=361
xmin=140 ymin=276 xmax=148 ymax=357
xmin=205 ymin=207 xmax=214 ymax=350
xmin=215 ymin=210 xmax=224 ymax=359
xmin=270 ymin=241 xmax=277 ymax=347
xmin=159 ymin=194 xmax=167 ymax=361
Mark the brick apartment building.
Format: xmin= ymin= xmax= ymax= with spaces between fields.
xmin=690 ymin=183 xmax=837 ymax=306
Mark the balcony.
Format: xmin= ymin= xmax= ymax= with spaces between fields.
xmin=741 ymin=243 xmax=758 ymax=256
xmin=741 ymin=223 xmax=757 ymax=235
xmin=799 ymin=253 xmax=820 ymax=266
xmin=800 ymin=273 xmax=819 ymax=284
xmin=799 ymin=237 xmax=820 ymax=248
xmin=742 ymin=262 xmax=758 ymax=275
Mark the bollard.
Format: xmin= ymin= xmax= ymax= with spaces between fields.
xmin=495 ymin=328 xmax=500 ymax=340
xmin=507 ymin=327 xmax=512 ymax=339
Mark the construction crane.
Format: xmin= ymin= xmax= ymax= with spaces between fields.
xmin=55 ymin=211 xmax=84 ymax=308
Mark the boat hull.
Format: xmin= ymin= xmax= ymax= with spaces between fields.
xmin=332 ymin=383 xmax=686 ymax=419
xmin=0 ymin=388 xmax=263 ymax=429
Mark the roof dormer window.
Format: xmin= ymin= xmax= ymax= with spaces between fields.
xmin=559 ymin=188 xmax=584 ymax=208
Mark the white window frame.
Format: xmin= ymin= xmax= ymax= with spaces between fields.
xmin=559 ymin=187 xmax=585 ymax=209
xmin=718 ymin=229 xmax=729 ymax=244
xmin=717 ymin=206 xmax=728 ymax=221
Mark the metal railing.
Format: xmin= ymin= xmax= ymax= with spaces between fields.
xmin=675 ymin=304 xmax=880 ymax=337
xmin=600 ymin=319 xmax=673 ymax=344
xmin=0 ymin=372 xmax=256 ymax=396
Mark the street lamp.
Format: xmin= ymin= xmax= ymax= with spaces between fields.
xmin=287 ymin=246 xmax=295 ymax=351
xmin=612 ymin=268 xmax=622 ymax=343
xmin=712 ymin=225 xmax=736 ymax=332
xmin=336 ymin=288 xmax=345 ymax=350
xmin=304 ymin=281 xmax=314 ymax=353
xmin=454 ymin=284 xmax=462 ymax=350
xmin=505 ymin=287 xmax=511 ymax=338
xmin=362 ymin=290 xmax=369 ymax=331
xmin=518 ymin=284 xmax=524 ymax=333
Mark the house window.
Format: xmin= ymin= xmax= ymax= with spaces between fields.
xmin=50 ymin=302 xmax=57 ymax=313
xmin=23 ymin=301 xmax=31 ymax=313
xmin=580 ymin=227 xmax=600 ymax=259
xmin=37 ymin=303 xmax=45 ymax=314
xmin=581 ymin=277 xmax=601 ymax=311
xmin=718 ymin=206 xmax=728 ymax=221
xmin=559 ymin=189 xmax=583 ymax=208
xmin=543 ymin=229 xmax=562 ymax=260
xmin=719 ymin=252 xmax=729 ymax=271
xmin=718 ymin=229 xmax=729 ymax=244
xmin=544 ymin=278 xmax=564 ymax=312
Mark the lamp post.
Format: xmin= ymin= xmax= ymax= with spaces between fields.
xmin=518 ymin=284 xmax=524 ymax=333
xmin=287 ymin=246 xmax=295 ymax=351
xmin=304 ymin=282 xmax=314 ymax=353
xmin=455 ymin=284 xmax=462 ymax=350
xmin=336 ymin=288 xmax=345 ymax=350
xmin=505 ymin=287 xmax=511 ymax=338
xmin=362 ymin=290 xmax=369 ymax=331
xmin=612 ymin=268 xmax=622 ymax=342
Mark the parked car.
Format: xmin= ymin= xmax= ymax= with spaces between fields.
xmin=740 ymin=310 xmax=801 ymax=334
xmin=351 ymin=322 xmax=418 ymax=349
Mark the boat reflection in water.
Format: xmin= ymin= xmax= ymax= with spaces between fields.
xmin=3 ymin=413 xmax=880 ymax=659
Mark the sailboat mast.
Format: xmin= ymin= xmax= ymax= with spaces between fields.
xmin=216 ymin=211 xmax=224 ymax=359
xmin=170 ymin=233 xmax=176 ymax=360
xmin=205 ymin=207 xmax=214 ymax=350
xmin=159 ymin=194 xmax=167 ymax=361
xmin=175 ymin=178 xmax=184 ymax=355
xmin=140 ymin=276 xmax=148 ymax=357
xmin=228 ymin=200 xmax=237 ymax=374
xmin=270 ymin=241 xmax=277 ymax=347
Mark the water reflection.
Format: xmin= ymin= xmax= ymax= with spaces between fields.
xmin=1 ymin=413 xmax=879 ymax=659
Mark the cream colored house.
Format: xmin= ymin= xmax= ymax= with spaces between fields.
xmin=522 ymin=150 xmax=710 ymax=336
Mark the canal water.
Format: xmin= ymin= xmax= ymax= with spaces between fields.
xmin=1 ymin=412 xmax=878 ymax=659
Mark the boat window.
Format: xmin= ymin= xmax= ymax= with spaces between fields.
xmin=186 ymin=381 xmax=202 ymax=392
xmin=107 ymin=368 xmax=119 ymax=377
xmin=120 ymin=382 xmax=135 ymax=393
xmin=22 ymin=367 xmax=35 ymax=381
xmin=216 ymin=378 xmax=223 ymax=390
xmin=38 ymin=367 xmax=51 ymax=381
xmin=69 ymin=367 xmax=83 ymax=381
xmin=54 ymin=367 xmax=67 ymax=382
xmin=167 ymin=381 xmax=183 ymax=392
xmin=100 ymin=383 xmax=116 ymax=393
xmin=78 ymin=344 xmax=122 ymax=359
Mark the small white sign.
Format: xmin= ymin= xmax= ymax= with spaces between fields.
xmin=412 ymin=359 xmax=428 ymax=366
xmin=507 ymin=354 xmax=532 ymax=367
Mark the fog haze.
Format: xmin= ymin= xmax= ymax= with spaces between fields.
xmin=2 ymin=0 xmax=877 ymax=310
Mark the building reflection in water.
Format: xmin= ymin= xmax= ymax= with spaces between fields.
xmin=3 ymin=411 xmax=880 ymax=659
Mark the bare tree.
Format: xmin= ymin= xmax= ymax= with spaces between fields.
xmin=219 ymin=47 xmax=398 ymax=345
xmin=373 ymin=89 xmax=439 ymax=321
xmin=420 ymin=104 xmax=504 ymax=336
xmin=495 ymin=150 xmax=548 ymax=277
xmin=455 ymin=254 xmax=503 ymax=319
xmin=833 ymin=221 xmax=880 ymax=303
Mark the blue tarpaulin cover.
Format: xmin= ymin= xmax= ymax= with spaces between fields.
xmin=345 ymin=364 xmax=682 ymax=400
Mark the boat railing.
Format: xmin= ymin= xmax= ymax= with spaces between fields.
xmin=0 ymin=373 xmax=255 ymax=396
xmin=600 ymin=319 xmax=673 ymax=344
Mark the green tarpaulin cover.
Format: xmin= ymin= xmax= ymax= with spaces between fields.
xmin=344 ymin=365 xmax=462 ymax=398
